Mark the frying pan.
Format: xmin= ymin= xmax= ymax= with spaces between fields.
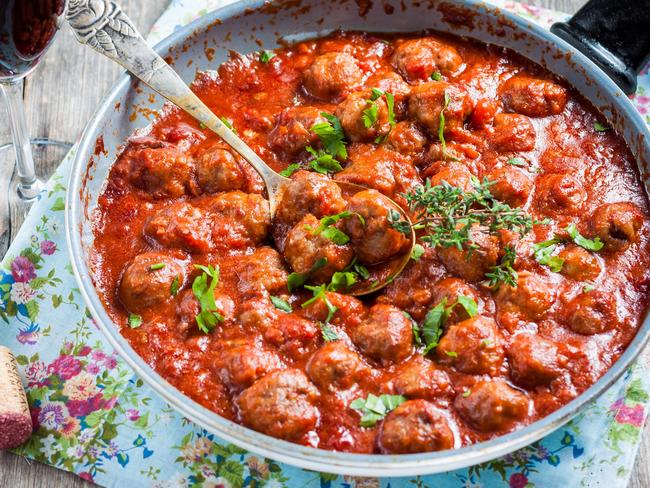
xmin=65 ymin=0 xmax=650 ymax=476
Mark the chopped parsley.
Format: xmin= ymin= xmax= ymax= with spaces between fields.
xmin=354 ymin=263 xmax=370 ymax=280
xmin=170 ymin=276 xmax=180 ymax=296
xmin=301 ymin=284 xmax=338 ymax=323
xmin=320 ymin=323 xmax=340 ymax=342
xmin=506 ymin=157 xmax=527 ymax=167
xmin=192 ymin=264 xmax=224 ymax=334
xmin=328 ymin=271 xmax=357 ymax=291
xmin=259 ymin=50 xmax=276 ymax=63
xmin=305 ymin=146 xmax=343 ymax=174
xmin=279 ymin=163 xmax=300 ymax=177
xmin=462 ymin=389 xmax=472 ymax=398
xmin=485 ymin=246 xmax=518 ymax=288
xmin=307 ymin=211 xmax=357 ymax=245
xmin=532 ymin=238 xmax=564 ymax=272
xmin=456 ymin=294 xmax=479 ymax=318
xmin=362 ymin=102 xmax=379 ymax=129
xmin=438 ymin=91 xmax=451 ymax=156
xmin=219 ymin=116 xmax=237 ymax=134
xmin=594 ymin=121 xmax=610 ymax=132
xmin=270 ymin=295 xmax=292 ymax=312
xmin=350 ymin=393 xmax=406 ymax=427
xmin=583 ymin=283 xmax=596 ymax=293
xmin=311 ymin=113 xmax=347 ymax=160
xmin=445 ymin=351 xmax=458 ymax=358
xmin=128 ymin=314 xmax=142 ymax=328
xmin=410 ymin=243 xmax=425 ymax=261
xmin=149 ymin=263 xmax=165 ymax=271
xmin=431 ymin=71 xmax=442 ymax=81
xmin=416 ymin=295 xmax=479 ymax=354
xmin=287 ymin=257 xmax=328 ymax=292
xmin=566 ymin=223 xmax=604 ymax=251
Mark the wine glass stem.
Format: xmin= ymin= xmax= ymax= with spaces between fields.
xmin=1 ymin=79 xmax=42 ymax=200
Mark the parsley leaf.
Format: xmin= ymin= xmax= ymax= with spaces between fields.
xmin=311 ymin=113 xmax=347 ymax=159
xmin=362 ymin=102 xmax=379 ymax=129
xmin=170 ymin=276 xmax=180 ymax=296
xmin=456 ymin=295 xmax=478 ymax=318
xmin=320 ymin=323 xmax=340 ymax=342
xmin=302 ymin=284 xmax=338 ymax=323
xmin=532 ymin=238 xmax=565 ymax=272
xmin=328 ymin=271 xmax=357 ymax=291
xmin=219 ymin=116 xmax=237 ymax=134
xmin=462 ymin=389 xmax=472 ymax=398
xmin=354 ymin=263 xmax=370 ymax=280
xmin=128 ymin=314 xmax=142 ymax=328
xmin=485 ymin=246 xmax=518 ymax=288
xmin=279 ymin=163 xmax=300 ymax=177
xmin=506 ymin=157 xmax=527 ymax=167
xmin=421 ymin=299 xmax=448 ymax=354
xmin=309 ymin=211 xmax=354 ymax=244
xmin=438 ymin=90 xmax=451 ymax=156
xmin=192 ymin=264 xmax=224 ymax=334
xmin=259 ymin=50 xmax=276 ymax=63
xmin=565 ymin=224 xmax=604 ymax=251
xmin=445 ymin=350 xmax=458 ymax=357
xmin=149 ymin=263 xmax=165 ymax=270
xmin=270 ymin=295 xmax=292 ymax=312
xmin=583 ymin=283 xmax=596 ymax=293
xmin=411 ymin=243 xmax=425 ymax=261
xmin=387 ymin=209 xmax=411 ymax=235
xmin=287 ymin=257 xmax=328 ymax=292
xmin=350 ymin=393 xmax=406 ymax=427
xmin=305 ymin=146 xmax=343 ymax=174
xmin=594 ymin=121 xmax=610 ymax=132
xmin=370 ymin=87 xmax=384 ymax=101
xmin=431 ymin=71 xmax=442 ymax=81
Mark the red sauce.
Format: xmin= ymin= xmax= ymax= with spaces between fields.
xmin=92 ymin=31 xmax=650 ymax=454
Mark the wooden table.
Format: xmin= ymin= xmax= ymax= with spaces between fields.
xmin=0 ymin=0 xmax=648 ymax=486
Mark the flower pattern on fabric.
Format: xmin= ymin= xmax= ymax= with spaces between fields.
xmin=1 ymin=1 xmax=649 ymax=487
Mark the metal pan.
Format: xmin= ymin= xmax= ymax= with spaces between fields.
xmin=65 ymin=0 xmax=650 ymax=476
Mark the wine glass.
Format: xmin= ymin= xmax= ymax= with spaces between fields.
xmin=0 ymin=0 xmax=70 ymax=201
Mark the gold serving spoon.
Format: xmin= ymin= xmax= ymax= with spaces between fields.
xmin=67 ymin=0 xmax=415 ymax=295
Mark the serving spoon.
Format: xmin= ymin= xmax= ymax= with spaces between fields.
xmin=66 ymin=0 xmax=415 ymax=295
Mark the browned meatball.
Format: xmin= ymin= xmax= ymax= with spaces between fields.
xmin=535 ymin=173 xmax=586 ymax=215
xmin=306 ymin=341 xmax=368 ymax=389
xmin=454 ymin=380 xmax=529 ymax=432
xmin=195 ymin=145 xmax=253 ymax=193
xmin=208 ymin=191 xmax=270 ymax=244
xmin=303 ymin=52 xmax=364 ymax=101
xmin=268 ymin=106 xmax=327 ymax=155
xmin=176 ymin=288 xmax=234 ymax=333
xmin=336 ymin=90 xmax=391 ymax=142
xmin=144 ymin=202 xmax=212 ymax=253
xmin=508 ymin=333 xmax=565 ymax=387
xmin=496 ymin=271 xmax=557 ymax=322
xmin=119 ymin=252 xmax=185 ymax=313
xmin=490 ymin=113 xmax=536 ymax=152
xmin=284 ymin=214 xmax=354 ymax=282
xmin=378 ymin=400 xmax=455 ymax=454
xmin=275 ymin=170 xmax=347 ymax=229
xmin=436 ymin=316 xmax=504 ymax=376
xmin=119 ymin=144 xmax=196 ymax=198
xmin=237 ymin=294 xmax=280 ymax=330
xmin=344 ymin=190 xmax=410 ymax=264
xmin=263 ymin=314 xmax=319 ymax=359
xmin=558 ymin=245 xmax=601 ymax=281
xmin=301 ymin=291 xmax=366 ymax=329
xmin=486 ymin=166 xmax=533 ymax=207
xmin=215 ymin=341 xmax=283 ymax=390
xmin=429 ymin=277 xmax=481 ymax=324
xmin=437 ymin=230 xmax=499 ymax=282
xmin=590 ymin=202 xmax=643 ymax=252
xmin=425 ymin=162 xmax=474 ymax=192
xmin=365 ymin=70 xmax=411 ymax=102
xmin=501 ymin=76 xmax=568 ymax=117
xmin=236 ymin=369 xmax=320 ymax=441
xmin=237 ymin=247 xmax=289 ymax=294
xmin=384 ymin=121 xmax=427 ymax=157
xmin=352 ymin=304 xmax=413 ymax=364
xmin=409 ymin=81 xmax=473 ymax=136
xmin=392 ymin=357 xmax=452 ymax=399
xmin=391 ymin=38 xmax=463 ymax=81
xmin=565 ymin=290 xmax=618 ymax=335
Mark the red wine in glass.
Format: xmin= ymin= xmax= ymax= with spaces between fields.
xmin=0 ymin=0 xmax=69 ymax=201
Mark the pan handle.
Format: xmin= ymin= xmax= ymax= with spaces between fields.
xmin=550 ymin=0 xmax=650 ymax=95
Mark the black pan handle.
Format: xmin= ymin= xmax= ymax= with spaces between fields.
xmin=550 ymin=0 xmax=650 ymax=95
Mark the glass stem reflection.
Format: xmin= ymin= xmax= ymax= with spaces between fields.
xmin=1 ymin=79 xmax=43 ymax=200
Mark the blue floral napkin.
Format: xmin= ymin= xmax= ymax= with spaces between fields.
xmin=2 ymin=1 xmax=650 ymax=487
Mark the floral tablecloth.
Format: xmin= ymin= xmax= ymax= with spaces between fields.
xmin=2 ymin=1 xmax=650 ymax=487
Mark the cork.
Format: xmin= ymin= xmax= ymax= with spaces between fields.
xmin=0 ymin=345 xmax=33 ymax=449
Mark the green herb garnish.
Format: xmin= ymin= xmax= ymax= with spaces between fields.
xmin=350 ymin=393 xmax=406 ymax=427
xmin=485 ymin=246 xmax=518 ymax=288
xmin=362 ymin=102 xmax=379 ymax=129
xmin=456 ymin=295 xmax=479 ymax=318
xmin=565 ymin=223 xmax=604 ymax=251
xmin=594 ymin=121 xmax=610 ymax=132
xmin=128 ymin=314 xmax=142 ymax=328
xmin=583 ymin=283 xmax=596 ymax=293
xmin=445 ymin=351 xmax=458 ymax=358
xmin=462 ymin=389 xmax=471 ymax=398
xmin=320 ymin=323 xmax=340 ymax=342
xmin=431 ymin=71 xmax=442 ymax=81
xmin=149 ymin=263 xmax=165 ymax=271
xmin=279 ymin=163 xmax=301 ymax=177
xmin=305 ymin=146 xmax=343 ymax=174
xmin=387 ymin=209 xmax=411 ymax=236
xmin=410 ymin=243 xmax=425 ymax=261
xmin=192 ymin=264 xmax=224 ymax=334
xmin=301 ymin=284 xmax=338 ymax=323
xmin=506 ymin=157 xmax=527 ymax=167
xmin=311 ymin=113 xmax=347 ymax=159
xmin=219 ymin=116 xmax=237 ymax=134
xmin=438 ymin=91 xmax=451 ymax=156
xmin=532 ymin=238 xmax=564 ymax=272
xmin=287 ymin=257 xmax=328 ymax=292
xmin=170 ymin=276 xmax=180 ymax=296
xmin=328 ymin=271 xmax=357 ymax=291
xmin=270 ymin=295 xmax=292 ymax=312
xmin=417 ymin=295 xmax=478 ymax=354
xmin=259 ymin=50 xmax=276 ymax=63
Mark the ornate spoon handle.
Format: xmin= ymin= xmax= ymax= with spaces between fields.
xmin=66 ymin=0 xmax=287 ymax=204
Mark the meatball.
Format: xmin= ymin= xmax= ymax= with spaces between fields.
xmin=429 ymin=278 xmax=481 ymax=324
xmin=508 ymin=333 xmax=565 ymax=387
xmin=392 ymin=357 xmax=452 ymax=399
xmin=215 ymin=341 xmax=283 ymax=390
xmin=352 ymin=304 xmax=413 ymax=364
xmin=303 ymin=52 xmax=364 ymax=101
xmin=391 ymin=38 xmax=463 ymax=81
xmin=496 ymin=271 xmax=557 ymax=322
xmin=268 ymin=106 xmax=327 ymax=155
xmin=425 ymin=162 xmax=473 ymax=192
xmin=144 ymin=202 xmax=212 ymax=253
xmin=264 ymin=314 xmax=320 ymax=358
xmin=119 ymin=252 xmax=185 ymax=313
xmin=284 ymin=214 xmax=354 ymax=281
xmin=176 ymin=288 xmax=234 ymax=333
xmin=301 ymin=291 xmax=366 ymax=329
xmin=501 ymin=76 xmax=568 ymax=117
xmin=236 ymin=370 xmax=320 ymax=441
xmin=535 ymin=173 xmax=586 ymax=215
xmin=590 ymin=202 xmax=643 ymax=252
xmin=237 ymin=294 xmax=280 ymax=329
xmin=208 ymin=191 xmax=270 ymax=244
xmin=275 ymin=170 xmax=347 ymax=228
xmin=486 ymin=166 xmax=533 ymax=207
xmin=490 ymin=113 xmax=536 ymax=152
xmin=306 ymin=341 xmax=368 ymax=389
xmin=384 ymin=121 xmax=427 ymax=157
xmin=237 ymin=247 xmax=289 ymax=294
xmin=119 ymin=144 xmax=196 ymax=198
xmin=344 ymin=189 xmax=409 ymax=264
xmin=437 ymin=230 xmax=499 ymax=282
xmin=365 ymin=70 xmax=411 ymax=102
xmin=558 ymin=245 xmax=601 ymax=281
xmin=454 ymin=380 xmax=529 ymax=432
xmin=336 ymin=90 xmax=391 ymax=142
xmin=195 ymin=145 xmax=253 ymax=193
xmin=378 ymin=400 xmax=455 ymax=454
xmin=436 ymin=316 xmax=505 ymax=376
xmin=408 ymin=81 xmax=473 ymax=136
xmin=565 ymin=290 xmax=618 ymax=335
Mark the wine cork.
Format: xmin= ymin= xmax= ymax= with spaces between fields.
xmin=0 ymin=345 xmax=33 ymax=449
